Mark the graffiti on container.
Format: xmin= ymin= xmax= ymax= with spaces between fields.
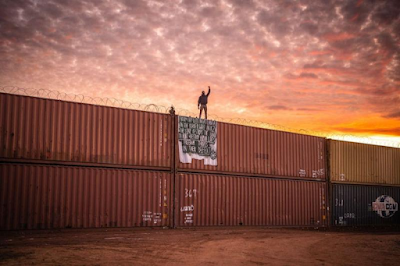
xmin=153 ymin=213 xmax=162 ymax=224
xmin=180 ymin=205 xmax=194 ymax=212
xmin=185 ymin=188 xmax=198 ymax=198
xmin=372 ymin=195 xmax=398 ymax=218
xmin=178 ymin=116 xmax=217 ymax=165
xmin=184 ymin=213 xmax=193 ymax=224
xmin=344 ymin=213 xmax=356 ymax=219
xmin=312 ymin=169 xmax=324 ymax=178
xmin=337 ymin=217 xmax=347 ymax=225
xmin=142 ymin=211 xmax=163 ymax=223
xmin=339 ymin=174 xmax=345 ymax=181
xmin=142 ymin=211 xmax=153 ymax=222
xmin=299 ymin=169 xmax=306 ymax=177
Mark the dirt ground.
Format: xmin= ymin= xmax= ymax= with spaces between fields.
xmin=1 ymin=227 xmax=400 ymax=265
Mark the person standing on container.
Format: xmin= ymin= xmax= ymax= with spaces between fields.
xmin=198 ymin=86 xmax=211 ymax=119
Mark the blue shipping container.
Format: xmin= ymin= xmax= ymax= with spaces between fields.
xmin=332 ymin=183 xmax=400 ymax=226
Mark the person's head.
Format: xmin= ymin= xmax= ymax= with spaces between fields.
xmin=202 ymin=91 xmax=205 ymax=95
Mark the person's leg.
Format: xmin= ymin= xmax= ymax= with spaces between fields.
xmin=199 ymin=107 xmax=202 ymax=119
xmin=204 ymin=106 xmax=208 ymax=119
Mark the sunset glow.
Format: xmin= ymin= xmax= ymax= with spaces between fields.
xmin=0 ymin=0 xmax=399 ymax=146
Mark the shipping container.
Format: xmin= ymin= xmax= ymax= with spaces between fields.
xmin=0 ymin=164 xmax=172 ymax=230
xmin=0 ymin=93 xmax=172 ymax=169
xmin=175 ymin=173 xmax=327 ymax=227
xmin=329 ymin=140 xmax=400 ymax=185
xmin=331 ymin=183 xmax=400 ymax=226
xmin=177 ymin=117 xmax=326 ymax=180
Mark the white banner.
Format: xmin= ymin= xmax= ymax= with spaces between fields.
xmin=178 ymin=116 xmax=217 ymax=166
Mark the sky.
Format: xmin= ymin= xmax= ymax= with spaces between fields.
xmin=0 ymin=0 xmax=399 ymax=144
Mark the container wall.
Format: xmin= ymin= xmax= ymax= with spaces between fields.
xmin=331 ymin=183 xmax=400 ymax=226
xmin=178 ymin=119 xmax=326 ymax=180
xmin=0 ymin=93 xmax=172 ymax=169
xmin=329 ymin=140 xmax=400 ymax=185
xmin=0 ymin=164 xmax=172 ymax=230
xmin=175 ymin=173 xmax=327 ymax=227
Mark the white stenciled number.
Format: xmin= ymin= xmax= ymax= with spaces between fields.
xmin=185 ymin=189 xmax=197 ymax=198
xmin=335 ymin=198 xmax=344 ymax=206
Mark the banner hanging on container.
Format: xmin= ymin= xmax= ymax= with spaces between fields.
xmin=178 ymin=116 xmax=217 ymax=166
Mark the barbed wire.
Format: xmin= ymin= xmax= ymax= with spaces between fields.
xmin=1 ymin=86 xmax=399 ymax=148
xmin=0 ymin=86 xmax=170 ymax=114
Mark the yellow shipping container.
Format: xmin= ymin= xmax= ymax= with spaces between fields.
xmin=328 ymin=140 xmax=400 ymax=185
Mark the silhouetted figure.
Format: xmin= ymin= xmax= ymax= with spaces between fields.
xmin=198 ymin=86 xmax=211 ymax=119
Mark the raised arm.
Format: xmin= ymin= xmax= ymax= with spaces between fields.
xmin=207 ymin=86 xmax=211 ymax=96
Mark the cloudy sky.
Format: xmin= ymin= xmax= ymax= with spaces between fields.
xmin=1 ymin=0 xmax=399 ymax=141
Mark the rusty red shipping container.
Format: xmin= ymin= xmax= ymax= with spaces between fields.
xmin=0 ymin=163 xmax=172 ymax=230
xmin=177 ymin=118 xmax=326 ymax=180
xmin=0 ymin=93 xmax=172 ymax=169
xmin=175 ymin=173 xmax=327 ymax=227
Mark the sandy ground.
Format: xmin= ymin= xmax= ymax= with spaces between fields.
xmin=1 ymin=227 xmax=400 ymax=265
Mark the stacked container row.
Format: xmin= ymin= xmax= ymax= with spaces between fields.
xmin=177 ymin=117 xmax=326 ymax=180
xmin=175 ymin=173 xmax=327 ymax=227
xmin=3 ymin=92 xmax=399 ymax=230
xmin=328 ymin=140 xmax=400 ymax=226
xmin=0 ymin=93 xmax=172 ymax=169
xmin=0 ymin=163 xmax=172 ymax=230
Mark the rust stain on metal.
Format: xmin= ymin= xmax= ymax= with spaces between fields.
xmin=329 ymin=140 xmax=400 ymax=185
xmin=175 ymin=173 xmax=327 ymax=227
xmin=0 ymin=164 xmax=172 ymax=230
xmin=0 ymin=93 xmax=172 ymax=169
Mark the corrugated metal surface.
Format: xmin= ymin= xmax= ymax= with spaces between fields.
xmin=0 ymin=93 xmax=172 ymax=169
xmin=332 ymin=183 xmax=400 ymax=226
xmin=0 ymin=164 xmax=172 ymax=230
xmin=329 ymin=140 xmax=400 ymax=185
xmin=175 ymin=173 xmax=327 ymax=227
xmin=178 ymin=119 xmax=326 ymax=180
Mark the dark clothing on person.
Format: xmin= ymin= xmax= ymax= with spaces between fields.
xmin=198 ymin=87 xmax=211 ymax=119
xmin=198 ymin=88 xmax=211 ymax=105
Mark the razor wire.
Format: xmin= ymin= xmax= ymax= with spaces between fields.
xmin=0 ymin=86 xmax=170 ymax=114
xmin=1 ymin=86 xmax=399 ymax=148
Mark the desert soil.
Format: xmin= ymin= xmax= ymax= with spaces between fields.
xmin=1 ymin=227 xmax=400 ymax=265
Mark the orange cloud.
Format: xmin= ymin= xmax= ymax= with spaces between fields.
xmin=332 ymin=116 xmax=400 ymax=136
